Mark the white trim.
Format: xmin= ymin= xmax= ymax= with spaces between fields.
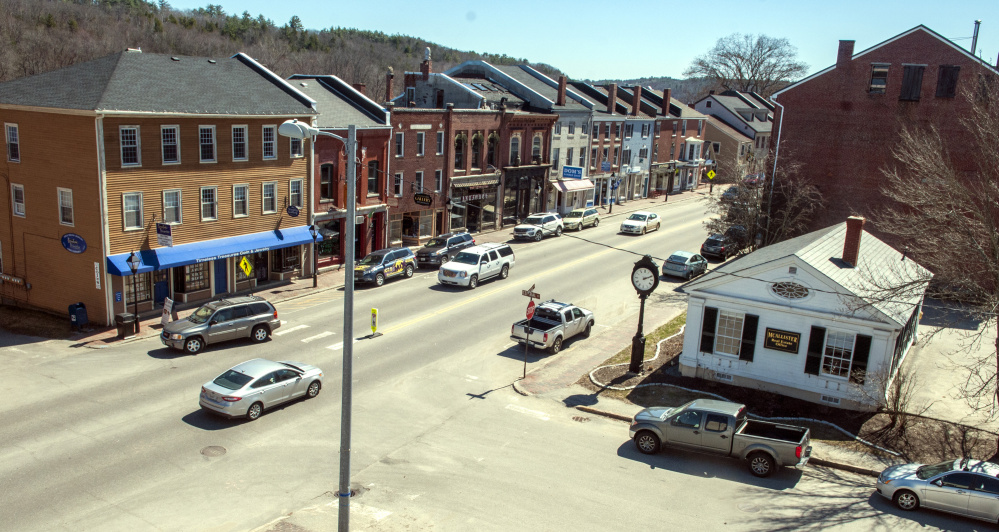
xmin=198 ymin=125 xmax=217 ymax=163
xmin=122 ymin=191 xmax=143 ymax=230
xmin=10 ymin=183 xmax=24 ymax=217
xmin=160 ymin=125 xmax=180 ymax=165
xmin=57 ymin=187 xmax=74 ymax=226
xmin=262 ymin=125 xmax=277 ymax=160
xmin=162 ymin=188 xmax=182 ymax=224
xmin=434 ymin=169 xmax=442 ymax=192
xmin=289 ymin=136 xmax=303 ymax=158
xmin=261 ymin=181 xmax=277 ymax=214
xmin=395 ymin=131 xmax=404 ymax=158
xmin=200 ymin=186 xmax=218 ymax=221
xmin=232 ymin=183 xmax=249 ymax=218
xmin=289 ymin=178 xmax=303 ymax=208
xmin=393 ymin=172 xmax=403 ymax=197
xmin=416 ymin=131 xmax=425 ymax=156
xmin=231 ymin=124 xmax=248 ymax=162
xmin=415 ymin=171 xmax=424 ymax=193
xmin=119 ymin=125 xmax=141 ymax=167
xmin=4 ymin=123 xmax=19 ymax=162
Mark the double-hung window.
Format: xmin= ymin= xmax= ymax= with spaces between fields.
xmin=869 ymin=64 xmax=889 ymax=94
xmin=552 ymin=148 xmax=560 ymax=170
xmin=395 ymin=132 xmax=404 ymax=157
xmin=641 ymin=124 xmax=650 ymax=138
xmin=11 ymin=184 xmax=25 ymax=217
xmin=123 ymin=192 xmax=142 ymax=229
xmin=199 ymin=126 xmax=216 ymax=162
xmin=367 ymin=161 xmax=379 ymax=195
xmin=566 ymin=148 xmax=573 ymax=167
xmin=510 ymin=137 xmax=520 ymax=165
xmin=5 ymin=123 xmax=19 ymax=162
xmin=200 ymin=187 xmax=217 ymax=221
xmin=567 ymin=123 xmax=575 ymax=135
xmin=233 ymin=184 xmax=248 ymax=217
xmin=579 ymin=149 xmax=585 ymax=167
xmin=415 ymin=171 xmax=424 ymax=193
xmin=714 ymin=311 xmax=744 ymax=356
xmin=262 ymin=125 xmax=276 ymax=159
xmin=639 ymin=147 xmax=648 ymax=159
xmin=416 ymin=132 xmax=425 ymax=156
xmin=615 ymin=123 xmax=621 ymax=137
xmin=394 ymin=173 xmax=403 ymax=197
xmin=436 ymin=131 xmax=444 ymax=155
xmin=434 ymin=169 xmax=442 ymax=192
xmin=805 ymin=327 xmax=872 ymax=383
xmin=821 ymin=331 xmax=855 ymax=379
xmin=232 ymin=125 xmax=247 ymax=161
xmin=289 ymin=179 xmax=303 ymax=208
xmin=699 ymin=307 xmax=760 ymax=362
xmin=554 ymin=123 xmax=562 ymax=135
xmin=161 ymin=125 xmax=179 ymax=164
xmin=120 ymin=126 xmax=140 ymax=166
xmin=58 ymin=188 xmax=74 ymax=226
xmin=590 ymin=147 xmax=597 ymax=167
xmin=697 ymin=120 xmax=703 ymax=136
xmin=320 ymin=164 xmax=334 ymax=201
xmin=531 ymin=136 xmax=541 ymax=162
xmin=624 ymin=124 xmax=634 ymax=138
xmin=262 ymin=182 xmax=276 ymax=213
xmin=290 ymin=137 xmax=303 ymax=158
xmin=162 ymin=189 xmax=181 ymax=224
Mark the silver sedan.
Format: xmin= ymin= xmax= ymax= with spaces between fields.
xmin=876 ymin=458 xmax=999 ymax=523
xmin=199 ymin=358 xmax=323 ymax=420
xmin=619 ymin=211 xmax=661 ymax=235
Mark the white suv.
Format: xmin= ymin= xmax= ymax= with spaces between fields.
xmin=437 ymin=243 xmax=516 ymax=289
xmin=513 ymin=213 xmax=563 ymax=241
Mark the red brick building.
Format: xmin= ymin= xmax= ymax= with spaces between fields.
xmin=771 ymin=25 xmax=999 ymax=232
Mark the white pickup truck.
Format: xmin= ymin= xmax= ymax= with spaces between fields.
xmin=510 ymin=301 xmax=594 ymax=354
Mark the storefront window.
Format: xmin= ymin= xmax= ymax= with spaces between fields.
xmin=419 ymin=209 xmax=434 ymax=237
xmin=503 ymin=185 xmax=518 ymax=226
xmin=174 ymin=262 xmax=210 ymax=293
xmin=389 ymin=214 xmax=403 ymax=243
xmin=481 ymin=193 xmax=496 ymax=229
xmin=449 ymin=202 xmax=466 ymax=231
xmin=124 ymin=272 xmax=151 ymax=303
xmin=271 ymin=246 xmax=301 ymax=272
xmin=317 ymin=220 xmax=342 ymax=261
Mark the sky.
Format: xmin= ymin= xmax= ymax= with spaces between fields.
xmin=168 ymin=0 xmax=998 ymax=80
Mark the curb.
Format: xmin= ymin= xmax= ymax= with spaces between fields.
xmin=574 ymin=405 xmax=632 ymax=422
xmin=512 ymin=379 xmax=530 ymax=397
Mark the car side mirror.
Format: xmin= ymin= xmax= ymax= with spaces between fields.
xmin=210 ymin=319 xmax=218 ymax=325
xmin=933 ymin=479 xmax=943 ymax=487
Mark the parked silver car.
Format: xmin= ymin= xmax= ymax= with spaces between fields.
xmin=161 ymin=296 xmax=280 ymax=354
xmin=200 ymin=358 xmax=324 ymax=420
xmin=662 ymin=251 xmax=708 ymax=280
xmin=563 ymin=208 xmax=600 ymax=231
xmin=876 ymin=458 xmax=999 ymax=523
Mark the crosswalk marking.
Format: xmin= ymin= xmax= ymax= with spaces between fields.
xmin=505 ymin=404 xmax=550 ymax=421
xmin=274 ymin=324 xmax=309 ymax=336
xmin=301 ymin=331 xmax=334 ymax=343
xmin=327 ymin=339 xmax=359 ymax=351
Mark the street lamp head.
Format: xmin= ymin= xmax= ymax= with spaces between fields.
xmin=126 ymin=251 xmax=141 ymax=274
xmin=309 ymin=224 xmax=318 ymax=240
xmin=278 ymin=119 xmax=317 ymax=140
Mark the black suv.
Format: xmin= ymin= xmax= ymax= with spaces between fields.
xmin=415 ymin=232 xmax=475 ymax=268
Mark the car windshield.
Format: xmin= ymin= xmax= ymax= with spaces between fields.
xmin=565 ymin=211 xmax=583 ymax=218
xmin=426 ymin=238 xmax=446 ymax=247
xmin=451 ymin=252 xmax=480 ymax=265
xmin=358 ymin=253 xmax=386 ymax=266
xmin=916 ymin=460 xmax=957 ymax=480
xmin=523 ymin=216 xmax=544 ymax=225
xmin=213 ymin=370 xmax=253 ymax=391
xmin=706 ymin=237 xmax=724 ymax=245
xmin=667 ymin=254 xmax=689 ymax=264
xmin=628 ymin=214 xmax=648 ymax=221
xmin=188 ymin=305 xmax=215 ymax=324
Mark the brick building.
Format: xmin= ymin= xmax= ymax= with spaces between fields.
xmin=0 ymin=50 xmax=316 ymax=325
xmin=771 ymin=25 xmax=999 ymax=233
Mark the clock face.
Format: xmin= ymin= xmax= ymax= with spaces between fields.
xmin=632 ymin=267 xmax=656 ymax=292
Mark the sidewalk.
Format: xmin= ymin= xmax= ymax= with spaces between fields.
xmin=68 ymin=187 xmax=709 ymax=349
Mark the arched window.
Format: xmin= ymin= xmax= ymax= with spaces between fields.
xmin=454 ymin=134 xmax=465 ymax=170
xmin=487 ymin=133 xmax=499 ymax=168
xmin=532 ymin=135 xmax=542 ymax=162
xmin=510 ymin=137 xmax=520 ymax=166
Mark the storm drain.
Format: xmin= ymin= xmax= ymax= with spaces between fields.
xmin=737 ymin=502 xmax=762 ymax=513
xmin=200 ymin=445 xmax=227 ymax=457
xmin=572 ymin=416 xmax=590 ymax=423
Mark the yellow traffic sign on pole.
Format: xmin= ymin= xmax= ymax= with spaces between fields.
xmin=707 ymin=170 xmax=716 ymax=179
xmin=370 ymin=308 xmax=379 ymax=336
xmin=239 ymin=256 xmax=253 ymax=277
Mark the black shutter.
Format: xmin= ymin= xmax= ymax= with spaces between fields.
xmin=738 ymin=315 xmax=759 ymax=362
xmin=850 ymin=335 xmax=873 ymax=384
xmin=900 ymin=65 xmax=925 ymax=101
xmin=700 ymin=307 xmax=718 ymax=353
xmin=935 ymin=65 xmax=960 ymax=98
xmin=804 ymin=326 xmax=826 ymax=375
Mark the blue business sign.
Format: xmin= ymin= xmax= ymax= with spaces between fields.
xmin=561 ymin=165 xmax=583 ymax=179
xmin=61 ymin=233 xmax=87 ymax=254
xmin=287 ymin=205 xmax=300 ymax=217
xmin=601 ymin=161 xmax=611 ymax=172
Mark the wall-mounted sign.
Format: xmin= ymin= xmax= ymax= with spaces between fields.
xmin=94 ymin=262 xmax=101 ymax=290
xmin=287 ymin=205 xmax=300 ymax=217
xmin=764 ymin=328 xmax=801 ymax=354
xmin=115 ymin=291 xmax=122 ymax=302
xmin=601 ymin=161 xmax=611 ymax=172
xmin=155 ymin=223 xmax=173 ymax=247
xmin=61 ymin=233 xmax=87 ymax=254
xmin=0 ymin=273 xmax=25 ymax=285
xmin=561 ymin=166 xmax=583 ymax=179
xmin=414 ymin=193 xmax=433 ymax=206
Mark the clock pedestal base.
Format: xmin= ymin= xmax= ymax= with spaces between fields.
xmin=630 ymin=333 xmax=646 ymax=374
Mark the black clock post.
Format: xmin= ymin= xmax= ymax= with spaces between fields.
xmin=630 ymin=255 xmax=660 ymax=373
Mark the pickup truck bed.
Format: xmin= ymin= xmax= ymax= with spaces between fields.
xmin=739 ymin=421 xmax=808 ymax=442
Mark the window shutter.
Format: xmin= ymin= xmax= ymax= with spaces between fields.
xmin=935 ymin=65 xmax=960 ymax=98
xmin=900 ymin=65 xmax=925 ymax=101
xmin=700 ymin=307 xmax=718 ymax=353
xmin=804 ymin=326 xmax=825 ymax=375
xmin=850 ymin=334 xmax=872 ymax=384
xmin=738 ymin=315 xmax=759 ymax=362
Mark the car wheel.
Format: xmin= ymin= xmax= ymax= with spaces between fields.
xmin=634 ymin=430 xmax=660 ymax=454
xmin=246 ymin=402 xmax=263 ymax=421
xmin=583 ymin=321 xmax=592 ymax=338
xmin=686 ymin=271 xmax=692 ymax=280
xmin=641 ymin=227 xmax=647 ymax=235
xmin=549 ymin=336 xmax=562 ymax=354
xmin=184 ymin=337 xmax=204 ymax=354
xmin=593 ymin=218 xmax=599 ymax=227
xmin=374 ymin=273 xmax=385 ymax=287
xmin=656 ymin=222 xmax=661 ymax=231
xmin=307 ymin=381 xmax=321 ymax=399
xmin=468 ymin=275 xmax=478 ymax=289
xmin=251 ymin=325 xmax=269 ymax=343
xmin=404 ymin=264 xmax=414 ymax=278
xmin=500 ymin=264 xmax=509 ymax=279
xmin=555 ymin=227 xmax=562 ymax=237
xmin=893 ymin=490 xmax=920 ymax=511
xmin=748 ymin=452 xmax=775 ymax=478
xmin=534 ymin=232 xmax=542 ymax=242
xmin=442 ymin=254 xmax=451 ymax=264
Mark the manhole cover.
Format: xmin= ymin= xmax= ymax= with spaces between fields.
xmin=737 ymin=502 xmax=762 ymax=513
xmin=572 ymin=416 xmax=590 ymax=423
xmin=200 ymin=445 xmax=227 ymax=457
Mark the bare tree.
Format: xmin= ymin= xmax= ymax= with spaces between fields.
xmin=683 ymin=33 xmax=809 ymax=98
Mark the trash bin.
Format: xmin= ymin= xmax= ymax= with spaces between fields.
xmin=69 ymin=303 xmax=81 ymax=328
xmin=115 ymin=313 xmax=136 ymax=339
xmin=73 ymin=302 xmax=88 ymax=329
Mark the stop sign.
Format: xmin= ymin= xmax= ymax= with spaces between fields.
xmin=526 ymin=300 xmax=536 ymax=320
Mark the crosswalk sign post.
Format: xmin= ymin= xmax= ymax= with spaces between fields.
xmin=370 ymin=308 xmax=380 ymax=337
xmin=239 ymin=256 xmax=253 ymax=277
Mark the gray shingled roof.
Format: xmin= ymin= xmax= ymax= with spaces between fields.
xmin=711 ymin=94 xmax=772 ymax=134
xmin=686 ymin=222 xmax=930 ymax=326
xmin=0 ymin=51 xmax=316 ymax=116
xmin=288 ymin=75 xmax=386 ymax=128
xmin=450 ymin=75 xmax=526 ymax=106
xmin=491 ymin=65 xmax=590 ymax=111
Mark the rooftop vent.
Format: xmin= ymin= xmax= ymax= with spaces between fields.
xmin=207 ymin=59 xmax=217 ymax=64
xmin=125 ymin=47 xmax=142 ymax=53
xmin=299 ymin=82 xmax=308 ymax=87
xmin=170 ymin=57 xmax=180 ymax=61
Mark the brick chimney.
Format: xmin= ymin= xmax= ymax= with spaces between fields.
xmin=420 ymin=47 xmax=432 ymax=81
xmin=556 ymin=75 xmax=567 ymax=106
xmin=606 ymin=83 xmax=617 ymax=114
xmin=631 ymin=86 xmax=641 ymax=116
xmin=662 ymin=89 xmax=672 ymax=115
xmin=837 ymin=40 xmax=855 ymax=69
xmin=842 ymin=216 xmax=865 ymax=267
xmin=385 ymin=67 xmax=394 ymax=103
xmin=352 ymin=83 xmax=366 ymax=96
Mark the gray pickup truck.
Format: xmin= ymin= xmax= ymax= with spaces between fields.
xmin=629 ymin=398 xmax=811 ymax=477
xmin=510 ymin=300 xmax=594 ymax=354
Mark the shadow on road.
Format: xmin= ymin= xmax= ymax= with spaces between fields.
xmin=920 ymin=299 xmax=982 ymax=331
xmin=147 ymin=336 xmax=272 ymax=359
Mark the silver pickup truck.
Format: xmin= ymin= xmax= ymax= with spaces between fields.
xmin=510 ymin=300 xmax=594 ymax=354
xmin=629 ymin=398 xmax=811 ymax=477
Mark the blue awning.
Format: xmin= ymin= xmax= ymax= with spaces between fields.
xmin=106 ymin=226 xmax=321 ymax=276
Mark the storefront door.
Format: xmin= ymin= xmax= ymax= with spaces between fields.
xmin=254 ymin=252 xmax=268 ymax=283
xmin=214 ymin=259 xmax=228 ymax=295
xmin=153 ymin=270 xmax=169 ymax=305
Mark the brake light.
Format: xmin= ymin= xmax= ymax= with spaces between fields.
xmin=720 ymin=247 xmax=726 ymax=252
xmin=795 ymin=445 xmax=803 ymax=459
xmin=544 ymin=333 xmax=549 ymax=342
xmin=222 ymin=396 xmax=242 ymax=402
xmin=511 ymin=324 xmax=515 ymax=334
xmin=472 ymin=239 xmax=476 ymax=244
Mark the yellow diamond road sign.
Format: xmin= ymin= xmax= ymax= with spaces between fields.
xmin=707 ymin=170 xmax=716 ymax=179
xmin=239 ymin=256 xmax=253 ymax=277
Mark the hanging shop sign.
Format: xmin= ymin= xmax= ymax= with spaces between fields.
xmin=414 ymin=193 xmax=433 ymax=206
xmin=287 ymin=205 xmax=300 ymax=217
xmin=155 ymin=223 xmax=173 ymax=247
xmin=61 ymin=233 xmax=87 ymax=254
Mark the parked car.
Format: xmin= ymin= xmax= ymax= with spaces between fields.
xmin=161 ymin=295 xmax=279 ymax=355
xmin=876 ymin=458 xmax=999 ymax=522
xmin=721 ymin=185 xmax=740 ymax=201
xmin=563 ymin=208 xmax=600 ymax=231
xmin=510 ymin=300 xmax=594 ymax=354
xmin=700 ymin=233 xmax=741 ymax=260
xmin=620 ymin=211 xmax=661 ymax=235
xmin=662 ymin=251 xmax=708 ymax=280
xmin=437 ymin=243 xmax=515 ymax=289
xmin=415 ymin=232 xmax=475 ymax=268
xmin=630 ymin=399 xmax=811 ymax=477
xmin=199 ymin=358 xmax=324 ymax=420
xmin=354 ymin=247 xmax=416 ymax=286
xmin=514 ymin=213 xmax=563 ymax=241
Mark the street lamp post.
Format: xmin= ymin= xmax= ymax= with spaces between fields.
xmin=308 ymin=224 xmax=319 ymax=288
xmin=126 ymin=251 xmax=141 ymax=334
xmin=279 ymin=119 xmax=357 ymax=532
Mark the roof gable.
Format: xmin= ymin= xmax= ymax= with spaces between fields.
xmin=287 ymin=74 xmax=387 ymax=128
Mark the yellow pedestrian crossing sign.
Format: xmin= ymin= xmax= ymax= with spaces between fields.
xmin=371 ymin=308 xmax=379 ymax=335
xmin=239 ymin=256 xmax=253 ymax=277
xmin=707 ymin=170 xmax=716 ymax=179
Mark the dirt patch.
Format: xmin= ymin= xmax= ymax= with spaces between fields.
xmin=0 ymin=305 xmax=77 ymax=339
xmin=578 ymin=313 xmax=998 ymax=463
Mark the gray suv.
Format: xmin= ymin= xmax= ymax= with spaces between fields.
xmin=161 ymin=296 xmax=280 ymax=354
xmin=415 ymin=232 xmax=475 ymax=268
